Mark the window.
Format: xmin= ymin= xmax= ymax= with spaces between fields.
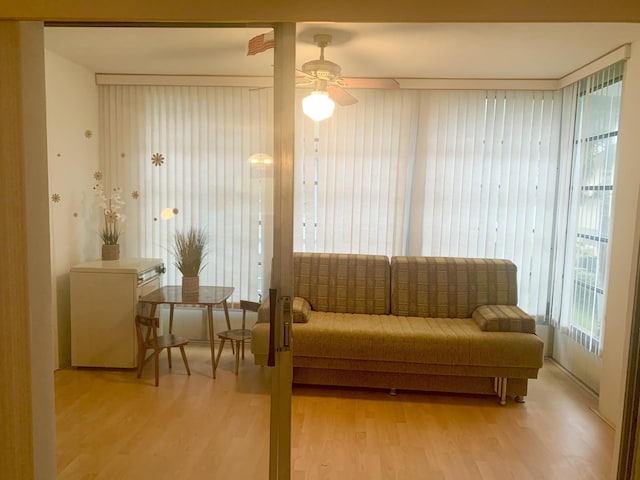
xmin=564 ymin=62 xmax=624 ymax=354
xmin=99 ymin=73 xmax=623 ymax=331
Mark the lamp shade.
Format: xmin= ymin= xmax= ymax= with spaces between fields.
xmin=302 ymin=91 xmax=335 ymax=121
xmin=248 ymin=153 xmax=273 ymax=166
xmin=160 ymin=207 xmax=175 ymax=220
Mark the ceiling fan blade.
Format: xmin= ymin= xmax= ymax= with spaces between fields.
xmin=296 ymin=78 xmax=314 ymax=87
xmin=338 ymin=77 xmax=400 ymax=89
xmin=296 ymin=68 xmax=315 ymax=80
xmin=327 ymin=85 xmax=358 ymax=106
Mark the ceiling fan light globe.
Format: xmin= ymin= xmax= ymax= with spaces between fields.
xmin=302 ymin=91 xmax=335 ymax=121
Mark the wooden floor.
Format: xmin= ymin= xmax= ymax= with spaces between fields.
xmin=55 ymin=343 xmax=615 ymax=479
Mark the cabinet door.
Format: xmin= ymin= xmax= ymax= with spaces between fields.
xmin=71 ymin=272 xmax=137 ymax=368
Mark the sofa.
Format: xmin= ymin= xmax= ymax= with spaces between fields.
xmin=251 ymin=253 xmax=544 ymax=404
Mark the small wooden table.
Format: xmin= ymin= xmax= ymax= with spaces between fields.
xmin=139 ymin=285 xmax=235 ymax=378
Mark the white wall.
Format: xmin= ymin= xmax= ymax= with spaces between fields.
xmin=44 ymin=49 xmax=100 ymax=368
xmin=600 ymin=40 xmax=640 ymax=432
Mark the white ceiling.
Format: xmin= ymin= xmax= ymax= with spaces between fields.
xmin=44 ymin=23 xmax=640 ymax=80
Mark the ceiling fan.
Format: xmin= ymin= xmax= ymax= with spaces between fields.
xmin=298 ymin=34 xmax=399 ymax=120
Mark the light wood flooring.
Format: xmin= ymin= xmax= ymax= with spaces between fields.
xmin=55 ymin=343 xmax=615 ymax=479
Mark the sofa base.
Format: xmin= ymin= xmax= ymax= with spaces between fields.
xmin=292 ymin=367 xmax=529 ymax=402
xmin=252 ymin=350 xmax=531 ymax=403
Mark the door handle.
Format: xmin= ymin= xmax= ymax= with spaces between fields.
xmin=268 ymin=288 xmax=276 ymax=367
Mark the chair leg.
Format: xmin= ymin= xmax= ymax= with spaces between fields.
xmin=214 ymin=338 xmax=226 ymax=378
xmin=137 ymin=346 xmax=146 ymax=378
xmin=241 ymin=309 xmax=246 ymax=359
xmin=234 ymin=340 xmax=241 ymax=375
xmin=167 ymin=348 xmax=172 ymax=369
xmin=179 ymin=345 xmax=191 ymax=376
xmin=154 ymin=351 xmax=160 ymax=387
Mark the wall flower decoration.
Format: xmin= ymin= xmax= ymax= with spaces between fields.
xmin=51 ymin=193 xmax=61 ymax=203
xmin=151 ymin=153 xmax=165 ymax=167
xmin=93 ymin=171 xmax=103 ymax=181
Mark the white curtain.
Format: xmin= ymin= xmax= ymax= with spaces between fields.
xmin=99 ymin=85 xmax=273 ymax=303
xmin=295 ymin=88 xmax=563 ymax=319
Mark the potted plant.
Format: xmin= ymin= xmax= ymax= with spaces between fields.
xmin=172 ymin=227 xmax=208 ymax=295
xmin=93 ymin=180 xmax=125 ymax=260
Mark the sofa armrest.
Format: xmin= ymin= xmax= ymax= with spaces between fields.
xmin=256 ymin=296 xmax=311 ymax=324
xmin=256 ymin=298 xmax=270 ymax=324
xmin=292 ymin=297 xmax=311 ymax=323
xmin=472 ymin=305 xmax=536 ymax=334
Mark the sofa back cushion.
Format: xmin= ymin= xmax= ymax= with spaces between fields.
xmin=390 ymin=256 xmax=518 ymax=318
xmin=294 ymin=253 xmax=390 ymax=315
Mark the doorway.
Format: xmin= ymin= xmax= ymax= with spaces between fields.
xmin=43 ymin=22 xmax=295 ymax=479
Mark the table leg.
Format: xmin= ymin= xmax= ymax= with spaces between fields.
xmin=169 ymin=304 xmax=175 ymax=334
xmin=207 ymin=305 xmax=216 ymax=378
xmin=223 ymin=300 xmax=235 ymax=355
xmin=223 ymin=300 xmax=232 ymax=330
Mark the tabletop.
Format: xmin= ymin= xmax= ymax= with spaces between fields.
xmin=140 ymin=285 xmax=234 ymax=306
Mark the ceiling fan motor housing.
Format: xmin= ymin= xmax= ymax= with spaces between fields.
xmin=301 ymin=58 xmax=341 ymax=80
xmin=302 ymin=33 xmax=342 ymax=80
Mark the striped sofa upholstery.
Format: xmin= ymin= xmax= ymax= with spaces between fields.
xmin=294 ymin=252 xmax=390 ymax=315
xmin=390 ymin=256 xmax=518 ymax=318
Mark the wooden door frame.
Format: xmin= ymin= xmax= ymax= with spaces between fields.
xmin=617 ymin=238 xmax=640 ymax=478
xmin=269 ymin=22 xmax=296 ymax=480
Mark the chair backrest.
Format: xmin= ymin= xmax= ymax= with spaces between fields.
xmin=240 ymin=300 xmax=261 ymax=330
xmin=135 ymin=314 xmax=160 ymax=348
xmin=240 ymin=300 xmax=261 ymax=313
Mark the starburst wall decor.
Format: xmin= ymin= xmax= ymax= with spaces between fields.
xmin=151 ymin=153 xmax=165 ymax=167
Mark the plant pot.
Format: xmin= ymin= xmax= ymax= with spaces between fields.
xmin=102 ymin=244 xmax=120 ymax=261
xmin=182 ymin=276 xmax=199 ymax=297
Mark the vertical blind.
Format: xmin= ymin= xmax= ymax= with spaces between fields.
xmin=99 ymin=78 xmax=622 ymax=337
xmin=550 ymin=62 xmax=624 ymax=355
xmin=99 ymin=85 xmax=273 ymax=303
xmin=294 ymin=89 xmax=417 ymax=256
xmin=295 ymin=89 xmax=563 ymax=319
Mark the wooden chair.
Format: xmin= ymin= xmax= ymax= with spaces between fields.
xmin=135 ymin=314 xmax=191 ymax=386
xmin=214 ymin=300 xmax=260 ymax=376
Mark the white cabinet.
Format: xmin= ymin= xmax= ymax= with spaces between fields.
xmin=70 ymin=258 xmax=164 ymax=368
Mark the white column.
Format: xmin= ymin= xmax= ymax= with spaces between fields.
xmin=601 ymin=40 xmax=640 ymax=472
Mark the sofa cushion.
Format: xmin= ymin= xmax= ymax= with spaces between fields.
xmin=291 ymin=312 xmax=543 ymax=369
xmin=390 ymin=256 xmax=518 ymax=318
xmin=294 ymin=252 xmax=390 ymax=315
xmin=472 ymin=305 xmax=536 ymax=334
